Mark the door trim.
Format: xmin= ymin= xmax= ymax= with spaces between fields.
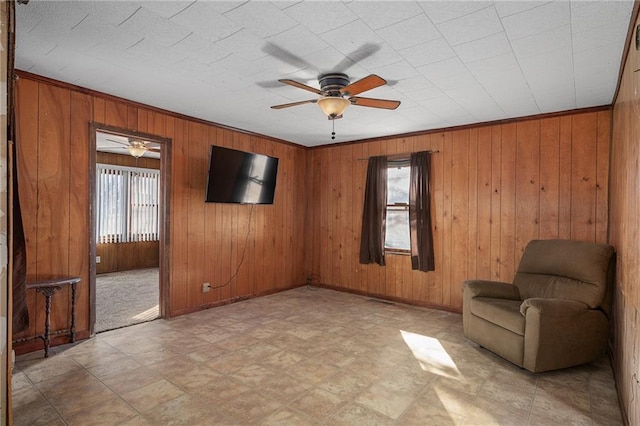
xmin=89 ymin=123 xmax=172 ymax=335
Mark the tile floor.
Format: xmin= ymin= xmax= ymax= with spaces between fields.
xmin=13 ymin=287 xmax=623 ymax=425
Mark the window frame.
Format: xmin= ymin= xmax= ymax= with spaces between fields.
xmin=96 ymin=163 xmax=160 ymax=244
xmin=384 ymin=159 xmax=411 ymax=255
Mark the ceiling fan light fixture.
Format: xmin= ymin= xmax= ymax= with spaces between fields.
xmin=127 ymin=144 xmax=146 ymax=158
xmin=317 ymin=96 xmax=350 ymax=118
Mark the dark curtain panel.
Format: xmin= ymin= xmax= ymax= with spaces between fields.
xmin=359 ymin=156 xmax=387 ymax=266
xmin=10 ymin=1 xmax=30 ymax=334
xmin=409 ymin=151 xmax=435 ymax=272
xmin=11 ymin=143 xmax=29 ymax=334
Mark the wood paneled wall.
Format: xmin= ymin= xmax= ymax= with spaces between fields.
xmin=610 ymin=10 xmax=640 ymax=425
xmin=13 ymin=73 xmax=308 ymax=348
xmin=12 ymin=71 xmax=612 ymax=356
xmin=306 ymin=111 xmax=610 ymax=311
xmin=96 ymin=242 xmax=159 ymax=274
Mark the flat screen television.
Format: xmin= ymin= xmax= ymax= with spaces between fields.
xmin=205 ymin=145 xmax=279 ymax=204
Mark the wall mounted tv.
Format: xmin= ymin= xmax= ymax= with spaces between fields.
xmin=205 ymin=145 xmax=279 ymax=204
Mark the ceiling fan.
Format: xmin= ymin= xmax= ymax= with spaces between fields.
xmin=270 ymin=73 xmax=401 ymax=120
xmin=106 ymin=137 xmax=160 ymax=158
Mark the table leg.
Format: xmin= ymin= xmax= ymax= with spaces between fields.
xmin=43 ymin=292 xmax=52 ymax=358
xmin=71 ymin=282 xmax=77 ymax=342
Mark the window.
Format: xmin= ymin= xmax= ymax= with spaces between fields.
xmin=385 ymin=160 xmax=410 ymax=252
xmin=96 ymin=164 xmax=160 ymax=243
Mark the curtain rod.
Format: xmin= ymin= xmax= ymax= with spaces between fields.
xmin=356 ymin=150 xmax=440 ymax=161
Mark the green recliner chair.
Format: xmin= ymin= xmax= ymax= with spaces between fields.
xmin=462 ymin=239 xmax=615 ymax=373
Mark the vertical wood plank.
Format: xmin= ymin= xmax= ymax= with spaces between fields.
xmin=429 ymin=133 xmax=444 ymax=305
xmin=450 ymin=130 xmax=469 ymax=308
xmin=170 ymin=118 xmax=188 ymax=312
xmin=476 ymin=127 xmax=492 ymax=280
xmin=500 ymin=123 xmax=517 ymax=282
xmin=37 ymin=84 xmax=71 ymax=331
xmin=558 ymin=116 xmax=572 ymax=239
xmin=441 ymin=132 xmax=453 ymax=306
xmin=69 ymin=91 xmax=92 ymax=332
xmin=571 ymin=113 xmax=598 ymax=242
xmin=468 ymin=128 xmax=478 ymax=281
xmin=514 ymin=120 xmax=540 ymax=258
xmin=595 ymin=111 xmax=610 ymax=243
xmin=539 ymin=117 xmax=560 ymax=239
xmin=490 ymin=126 xmax=502 ymax=281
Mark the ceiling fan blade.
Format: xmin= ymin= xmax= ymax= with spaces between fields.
xmin=106 ymin=138 xmax=130 ymax=146
xmin=147 ymin=147 xmax=161 ymax=152
xmin=350 ymin=96 xmax=401 ymax=110
xmin=333 ymin=43 xmax=381 ymax=72
xmin=271 ymin=99 xmax=318 ymax=109
xmin=262 ymin=42 xmax=319 ymax=73
xmin=279 ymin=79 xmax=322 ymax=95
xmin=340 ymin=74 xmax=386 ymax=97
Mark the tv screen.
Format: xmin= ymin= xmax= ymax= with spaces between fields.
xmin=205 ymin=145 xmax=279 ymax=204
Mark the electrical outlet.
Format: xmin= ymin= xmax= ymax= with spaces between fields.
xmin=202 ymin=282 xmax=211 ymax=293
xmin=96 ymin=256 xmax=101 ymax=264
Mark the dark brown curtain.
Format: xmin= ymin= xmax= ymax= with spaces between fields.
xmin=10 ymin=1 xmax=30 ymax=334
xmin=409 ymin=151 xmax=435 ymax=272
xmin=359 ymin=156 xmax=387 ymax=266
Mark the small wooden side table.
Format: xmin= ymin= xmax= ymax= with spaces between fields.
xmin=27 ymin=276 xmax=81 ymax=357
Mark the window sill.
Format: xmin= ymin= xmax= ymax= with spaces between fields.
xmin=385 ymin=249 xmax=410 ymax=256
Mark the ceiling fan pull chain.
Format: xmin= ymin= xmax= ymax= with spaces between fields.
xmin=331 ymin=118 xmax=336 ymax=140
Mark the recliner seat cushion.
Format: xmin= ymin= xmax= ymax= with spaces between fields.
xmin=469 ymin=297 xmax=525 ymax=336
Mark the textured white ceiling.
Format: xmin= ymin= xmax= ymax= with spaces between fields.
xmin=15 ymin=0 xmax=634 ymax=147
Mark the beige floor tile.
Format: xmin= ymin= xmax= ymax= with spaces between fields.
xmin=260 ymin=407 xmax=320 ymax=426
xmin=476 ymin=377 xmax=536 ymax=412
xmin=13 ymin=397 xmax=66 ymax=426
xmin=140 ymin=394 xmax=219 ymax=425
xmin=64 ymin=396 xmax=139 ymax=426
xmin=100 ymin=365 xmax=164 ymax=395
xmin=187 ymin=375 xmax=252 ymax=404
xmin=12 ymin=381 xmax=45 ymax=408
xmin=88 ymin=356 xmax=145 ymax=381
xmin=400 ymin=400 xmax=464 ymax=426
xmin=184 ymin=342 xmax=229 ymax=362
xmin=256 ymin=371 xmax=314 ymax=404
xmin=419 ymin=382 xmax=477 ymax=418
xmin=12 ymin=288 xmax=623 ymax=426
xmin=230 ymin=363 xmax=278 ymax=387
xmin=117 ymin=415 xmax=153 ymax=426
xmin=260 ymin=349 xmax=304 ymax=369
xmin=355 ymin=380 xmax=416 ymax=420
xmin=331 ymin=403 xmax=397 ymax=426
xmin=462 ymin=395 xmax=531 ymax=426
xmin=287 ymin=357 xmax=341 ymax=383
xmin=18 ymin=354 xmax=84 ymax=384
xmin=290 ymin=387 xmax=346 ymax=421
xmin=318 ymin=370 xmax=376 ymax=399
xmin=42 ymin=377 xmax=118 ymax=419
xmin=121 ymin=378 xmax=184 ymax=413
xmin=216 ymin=390 xmax=282 ymax=423
xmin=164 ymin=363 xmax=223 ymax=391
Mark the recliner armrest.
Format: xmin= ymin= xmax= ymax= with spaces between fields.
xmin=463 ymin=280 xmax=520 ymax=300
xmin=520 ymin=298 xmax=590 ymax=317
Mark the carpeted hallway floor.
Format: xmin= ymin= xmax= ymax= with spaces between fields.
xmin=95 ymin=268 xmax=159 ymax=333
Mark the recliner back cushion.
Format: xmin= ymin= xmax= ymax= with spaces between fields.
xmin=513 ymin=239 xmax=614 ymax=308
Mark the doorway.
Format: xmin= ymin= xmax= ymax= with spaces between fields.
xmin=90 ymin=125 xmax=171 ymax=334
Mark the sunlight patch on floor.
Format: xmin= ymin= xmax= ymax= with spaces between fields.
xmin=400 ymin=330 xmax=461 ymax=380
xmin=132 ymin=305 xmax=160 ymax=322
